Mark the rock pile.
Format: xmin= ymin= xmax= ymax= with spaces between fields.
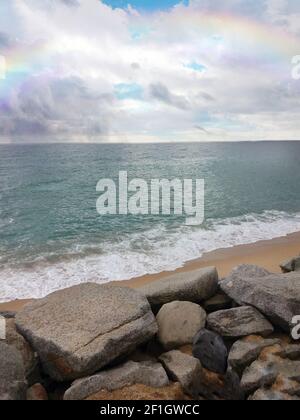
xmin=1 ymin=262 xmax=300 ymax=400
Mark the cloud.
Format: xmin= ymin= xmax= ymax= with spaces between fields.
xmin=149 ymin=82 xmax=190 ymax=110
xmin=0 ymin=0 xmax=299 ymax=142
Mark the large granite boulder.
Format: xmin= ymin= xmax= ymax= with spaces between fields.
xmin=193 ymin=329 xmax=228 ymax=375
xmin=207 ymin=307 xmax=274 ymax=339
xmin=138 ymin=267 xmax=218 ymax=306
xmin=0 ymin=342 xmax=27 ymax=400
xmin=16 ymin=283 xmax=158 ymax=381
xmin=156 ymin=301 xmax=206 ymax=350
xmin=64 ymin=360 xmax=169 ymax=400
xmin=159 ymin=350 xmax=203 ymax=397
xmin=220 ymin=266 xmax=300 ymax=332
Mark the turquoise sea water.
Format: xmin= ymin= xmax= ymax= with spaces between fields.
xmin=1 ymin=141 xmax=300 ymax=301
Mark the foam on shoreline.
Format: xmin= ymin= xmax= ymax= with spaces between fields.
xmin=1 ymin=210 xmax=300 ymax=302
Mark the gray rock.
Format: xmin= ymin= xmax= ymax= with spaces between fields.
xmin=220 ymin=268 xmax=300 ymax=332
xmin=16 ymin=283 xmax=157 ymax=381
xmin=159 ymin=350 xmax=203 ymax=397
xmin=156 ymin=301 xmax=206 ymax=350
xmin=241 ymin=354 xmax=300 ymax=395
xmin=249 ymin=388 xmax=300 ymax=401
xmin=0 ymin=311 xmax=16 ymax=319
xmin=203 ymin=293 xmax=232 ymax=312
xmin=138 ymin=267 xmax=218 ymax=306
xmin=221 ymin=264 xmax=271 ymax=284
xmin=193 ymin=329 xmax=228 ymax=374
xmin=240 ymin=360 xmax=277 ymax=394
xmin=207 ymin=307 xmax=274 ymax=339
xmin=280 ymin=256 xmax=300 ymax=273
xmin=0 ymin=342 xmax=27 ymax=400
xmin=64 ymin=360 xmax=169 ymax=400
xmin=279 ymin=344 xmax=300 ymax=360
xmin=228 ymin=336 xmax=280 ymax=376
xmin=4 ymin=318 xmax=38 ymax=383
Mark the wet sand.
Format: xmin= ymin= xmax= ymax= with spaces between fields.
xmin=1 ymin=231 xmax=300 ymax=313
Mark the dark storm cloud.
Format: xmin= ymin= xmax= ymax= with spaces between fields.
xmin=149 ymin=82 xmax=190 ymax=110
xmin=0 ymin=76 xmax=113 ymax=141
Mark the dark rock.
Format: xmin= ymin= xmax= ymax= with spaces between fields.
xmin=193 ymin=329 xmax=228 ymax=374
xmin=203 ymin=293 xmax=232 ymax=312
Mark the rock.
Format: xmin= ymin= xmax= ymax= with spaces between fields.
xmin=156 ymin=301 xmax=206 ymax=350
xmin=278 ymin=344 xmax=300 ymax=360
xmin=27 ymin=383 xmax=48 ymax=401
xmin=249 ymin=388 xmax=299 ymax=401
xmin=86 ymin=382 xmax=190 ymax=400
xmin=4 ymin=318 xmax=38 ymax=383
xmin=280 ymin=256 xmax=300 ymax=273
xmin=203 ymin=293 xmax=232 ymax=312
xmin=240 ymin=343 xmax=300 ymax=396
xmin=0 ymin=311 xmax=16 ymax=319
xmin=220 ymin=268 xmax=300 ymax=332
xmin=196 ymin=367 xmax=244 ymax=401
xmin=193 ymin=329 xmax=228 ymax=375
xmin=64 ymin=360 xmax=169 ymax=400
xmin=16 ymin=283 xmax=157 ymax=381
xmin=138 ymin=267 xmax=218 ymax=306
xmin=228 ymin=335 xmax=280 ymax=376
xmin=207 ymin=307 xmax=274 ymax=339
xmin=159 ymin=350 xmax=203 ymax=397
xmin=222 ymin=264 xmax=271 ymax=284
xmin=240 ymin=359 xmax=277 ymax=394
xmin=272 ymin=374 xmax=300 ymax=397
xmin=0 ymin=342 xmax=27 ymax=400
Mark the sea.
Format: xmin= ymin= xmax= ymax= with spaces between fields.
xmin=1 ymin=141 xmax=300 ymax=302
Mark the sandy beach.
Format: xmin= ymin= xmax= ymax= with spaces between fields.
xmin=1 ymin=231 xmax=300 ymax=314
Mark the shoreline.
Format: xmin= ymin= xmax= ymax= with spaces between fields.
xmin=1 ymin=230 xmax=300 ymax=313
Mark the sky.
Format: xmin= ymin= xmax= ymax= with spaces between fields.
xmin=0 ymin=0 xmax=300 ymax=143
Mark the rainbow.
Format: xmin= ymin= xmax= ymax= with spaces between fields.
xmin=1 ymin=7 xmax=299 ymax=103
xmin=162 ymin=8 xmax=300 ymax=58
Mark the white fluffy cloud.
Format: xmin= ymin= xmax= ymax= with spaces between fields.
xmin=0 ymin=0 xmax=299 ymax=142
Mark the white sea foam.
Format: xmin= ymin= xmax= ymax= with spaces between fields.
xmin=1 ymin=210 xmax=300 ymax=302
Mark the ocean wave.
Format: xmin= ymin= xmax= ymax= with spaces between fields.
xmin=1 ymin=209 xmax=300 ymax=302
